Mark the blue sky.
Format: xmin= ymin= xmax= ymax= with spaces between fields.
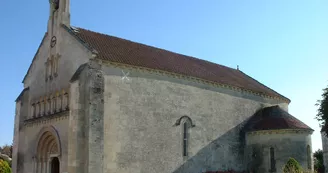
xmin=0 ymin=0 xmax=327 ymax=151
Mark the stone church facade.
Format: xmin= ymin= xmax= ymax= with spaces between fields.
xmin=12 ymin=0 xmax=314 ymax=173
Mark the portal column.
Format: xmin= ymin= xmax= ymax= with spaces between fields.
xmin=32 ymin=157 xmax=36 ymax=173
xmin=36 ymin=157 xmax=40 ymax=173
xmin=47 ymin=158 xmax=52 ymax=173
xmin=38 ymin=157 xmax=43 ymax=173
xmin=44 ymin=158 xmax=48 ymax=173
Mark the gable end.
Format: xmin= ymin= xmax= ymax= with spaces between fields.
xmin=22 ymin=33 xmax=48 ymax=83
xmin=61 ymin=24 xmax=98 ymax=56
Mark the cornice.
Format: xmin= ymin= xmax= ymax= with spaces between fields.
xmin=247 ymin=129 xmax=313 ymax=136
xmin=97 ymin=59 xmax=290 ymax=103
xmin=24 ymin=110 xmax=69 ymax=128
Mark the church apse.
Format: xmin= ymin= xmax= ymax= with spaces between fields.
xmin=243 ymin=106 xmax=314 ymax=173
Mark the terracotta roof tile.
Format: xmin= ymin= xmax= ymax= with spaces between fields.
xmin=244 ymin=106 xmax=313 ymax=131
xmin=65 ymin=25 xmax=289 ymax=102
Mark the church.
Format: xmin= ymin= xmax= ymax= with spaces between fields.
xmin=12 ymin=0 xmax=314 ymax=173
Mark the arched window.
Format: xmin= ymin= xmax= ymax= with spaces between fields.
xmin=175 ymin=116 xmax=194 ymax=157
xmin=270 ymin=147 xmax=276 ymax=172
xmin=307 ymin=145 xmax=311 ymax=169
xmin=183 ymin=122 xmax=188 ymax=157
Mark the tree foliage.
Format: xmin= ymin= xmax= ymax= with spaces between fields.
xmin=0 ymin=159 xmax=11 ymax=173
xmin=314 ymin=149 xmax=325 ymax=173
xmin=0 ymin=144 xmax=12 ymax=168
xmin=0 ymin=145 xmax=12 ymax=159
xmin=316 ymin=85 xmax=328 ymax=136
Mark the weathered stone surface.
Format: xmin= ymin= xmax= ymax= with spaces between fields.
xmin=246 ymin=131 xmax=313 ymax=173
xmin=102 ymin=65 xmax=288 ymax=173
xmin=13 ymin=11 xmax=91 ymax=173
xmin=14 ymin=1 xmax=313 ymax=172
xmin=86 ymin=63 xmax=104 ymax=173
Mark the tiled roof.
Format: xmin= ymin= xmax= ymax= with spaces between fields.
xmin=244 ymin=105 xmax=313 ymax=131
xmin=63 ymin=25 xmax=290 ymax=102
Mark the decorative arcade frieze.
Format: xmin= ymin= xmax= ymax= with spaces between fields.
xmin=29 ymin=89 xmax=69 ymax=121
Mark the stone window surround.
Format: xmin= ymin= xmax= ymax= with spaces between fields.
xmin=174 ymin=116 xmax=195 ymax=159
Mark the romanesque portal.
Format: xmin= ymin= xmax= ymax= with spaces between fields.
xmin=34 ymin=126 xmax=61 ymax=173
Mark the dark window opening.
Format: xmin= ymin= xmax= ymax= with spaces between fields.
xmin=183 ymin=122 xmax=188 ymax=156
xmin=270 ymin=147 xmax=276 ymax=172
xmin=307 ymin=145 xmax=311 ymax=170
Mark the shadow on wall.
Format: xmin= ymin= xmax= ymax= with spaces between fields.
xmin=172 ymin=121 xmax=251 ymax=173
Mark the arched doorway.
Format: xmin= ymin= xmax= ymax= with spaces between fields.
xmin=51 ymin=157 xmax=60 ymax=173
xmin=34 ymin=126 xmax=61 ymax=173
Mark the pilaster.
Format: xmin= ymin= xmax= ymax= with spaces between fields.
xmin=68 ymin=61 xmax=104 ymax=173
xmin=12 ymin=101 xmax=21 ymax=173
xmin=85 ymin=61 xmax=104 ymax=173
xmin=13 ymin=88 xmax=30 ymax=173
xmin=67 ymin=78 xmax=83 ymax=173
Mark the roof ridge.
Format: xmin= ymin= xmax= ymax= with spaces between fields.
xmin=75 ymin=26 xmax=240 ymax=72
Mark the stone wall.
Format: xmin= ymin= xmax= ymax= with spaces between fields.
xmin=246 ymin=130 xmax=313 ymax=173
xmin=101 ymin=65 xmax=288 ymax=173
xmin=12 ymin=101 xmax=21 ymax=173
xmin=68 ymin=62 xmax=104 ymax=173
xmin=24 ymin=26 xmax=91 ymax=118
xmin=14 ymin=25 xmax=92 ymax=173
xmin=20 ymin=116 xmax=69 ymax=173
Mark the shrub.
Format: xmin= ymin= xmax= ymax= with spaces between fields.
xmin=0 ymin=159 xmax=11 ymax=173
xmin=283 ymin=157 xmax=303 ymax=173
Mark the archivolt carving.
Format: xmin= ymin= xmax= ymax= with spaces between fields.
xmin=34 ymin=125 xmax=62 ymax=158
xmin=33 ymin=126 xmax=61 ymax=173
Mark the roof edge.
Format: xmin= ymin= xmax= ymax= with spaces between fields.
xmin=238 ymin=71 xmax=291 ymax=103
xmin=15 ymin=87 xmax=30 ymax=102
xmin=22 ymin=33 xmax=48 ymax=83
xmin=247 ymin=128 xmax=314 ymax=135
xmin=70 ymin=63 xmax=89 ymax=82
xmin=61 ymin=24 xmax=99 ymax=55
xmin=243 ymin=105 xmax=313 ymax=132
